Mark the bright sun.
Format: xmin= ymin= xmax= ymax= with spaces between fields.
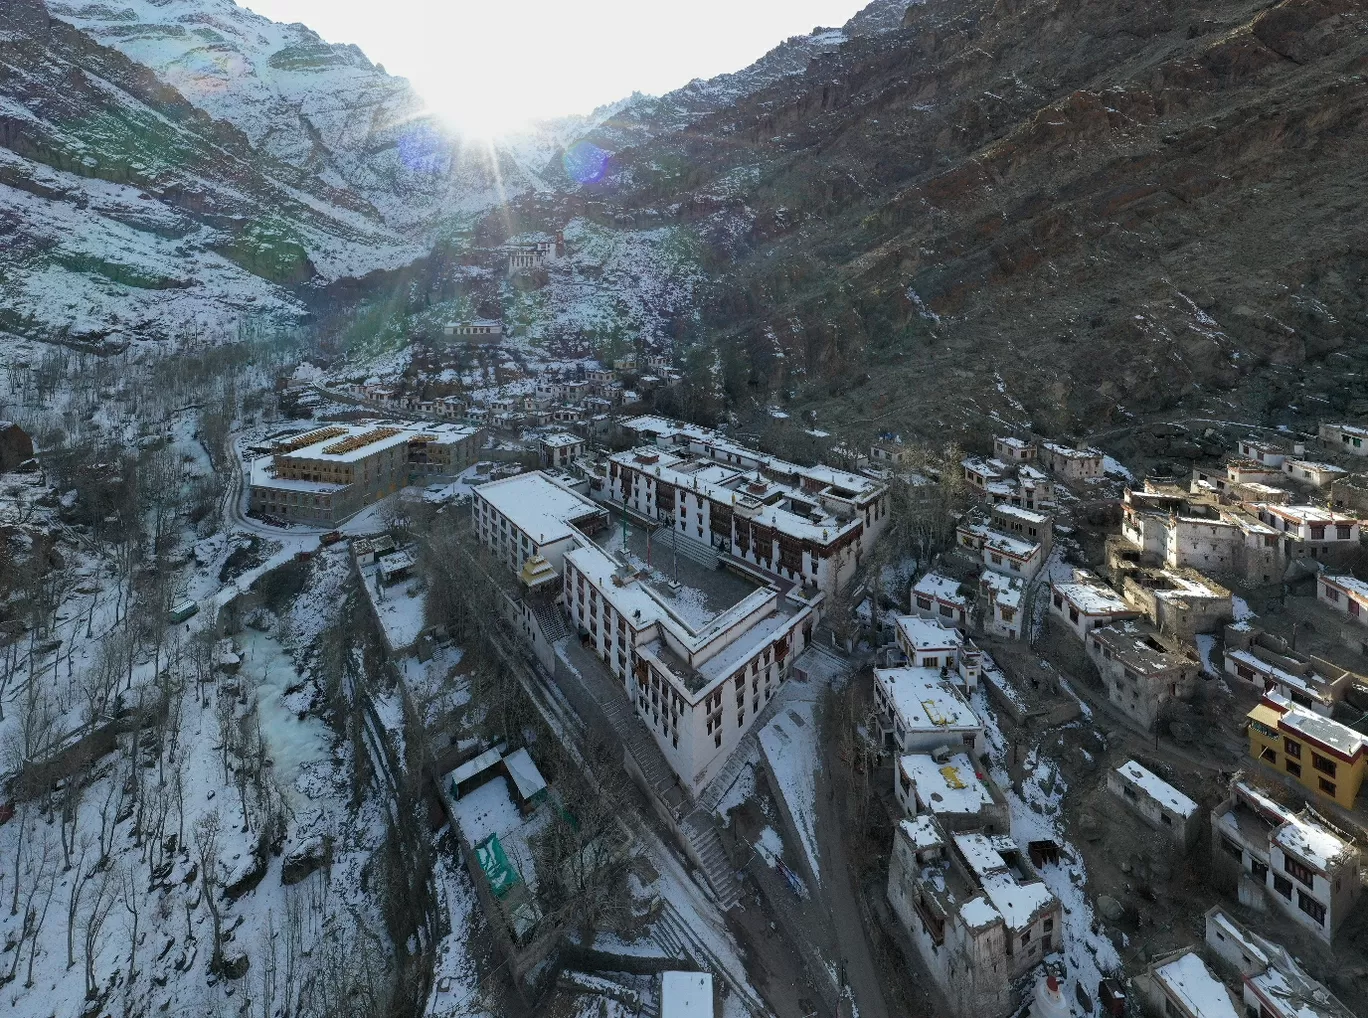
xmin=241 ymin=1 xmax=875 ymax=140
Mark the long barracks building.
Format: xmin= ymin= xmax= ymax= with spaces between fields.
xmin=608 ymin=416 xmax=890 ymax=599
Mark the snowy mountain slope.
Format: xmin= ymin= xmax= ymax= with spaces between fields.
xmin=50 ymin=0 xmax=537 ymax=236
xmin=0 ymin=1 xmax=434 ymax=346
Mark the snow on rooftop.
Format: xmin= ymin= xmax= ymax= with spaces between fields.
xmin=899 ymin=753 xmax=994 ymax=815
xmin=1155 ymin=952 xmax=1240 ymax=1018
xmin=895 ymin=614 xmax=964 ymax=651
xmin=539 ymin=432 xmax=582 ymax=448
xmin=1324 ymin=574 xmax=1368 ymax=600
xmin=913 ymin=571 xmax=968 ymax=606
xmin=474 ymin=470 xmax=604 ymax=544
xmin=1054 ymin=580 xmax=1133 ymax=616
xmin=900 ymin=814 xmax=944 ymax=851
xmin=959 ymin=895 xmax=1002 ymax=929
xmin=876 ymin=668 xmax=981 ymax=732
xmin=503 ymin=748 xmax=547 ymax=802
xmin=1275 ymin=817 xmax=1350 ymax=872
xmin=1275 ymin=701 xmax=1368 ymax=758
xmin=1115 ymin=760 xmax=1198 ymax=818
xmin=952 ymin=832 xmax=1056 ymax=930
xmin=660 ymin=971 xmax=714 ymax=1018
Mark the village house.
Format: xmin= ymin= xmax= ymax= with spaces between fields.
xmin=992 ymin=436 xmax=1035 ymax=463
xmin=870 ymin=437 xmax=911 ymax=468
xmin=962 ymin=456 xmax=1006 ymax=492
xmin=1120 ymin=567 xmax=1233 ymax=640
xmin=1237 ymin=437 xmax=1289 ymax=468
xmin=1282 ymin=459 xmax=1348 ymax=489
xmin=895 ymin=751 xmax=1009 ymax=834
xmin=1318 ymin=422 xmax=1368 ymax=457
xmin=1245 ymin=692 xmax=1368 ymax=809
xmin=955 ymin=516 xmax=1044 ymax=581
xmin=505 ymin=239 xmax=553 ymax=273
xmin=912 ymin=571 xmax=970 ymax=629
xmin=607 ymin=416 xmax=889 ymax=599
xmin=1210 ymin=779 xmax=1362 ymax=942
xmin=1111 ymin=486 xmax=1286 ymax=584
xmin=893 ymin=614 xmax=983 ymax=692
xmin=978 ymin=571 xmax=1025 ymax=640
xmin=886 ymin=816 xmax=1061 ymax=1018
xmin=1203 ymin=909 xmax=1356 ymax=1018
xmin=1318 ymin=573 xmax=1368 ymax=628
xmin=1050 ymin=571 xmax=1141 ymax=639
xmin=443 ymin=318 xmax=504 ymax=343
xmin=989 ymin=503 xmax=1052 ymax=556
xmin=1086 ymin=621 xmax=1200 ymax=730
xmin=962 ymin=455 xmax=1052 ymax=510
xmin=1252 ymin=504 xmax=1361 ymax=566
xmin=1037 ymin=441 xmax=1104 ymax=482
xmin=1107 ymin=759 xmax=1202 ymax=852
xmin=873 ymin=666 xmax=985 ymax=755
xmin=1136 ymin=950 xmax=1241 ymax=1018
xmin=562 ymin=540 xmax=817 ymax=793
xmin=538 ymin=432 xmax=584 ymax=470
xmin=248 ymin=421 xmax=482 ymax=526
xmin=471 ymin=470 xmax=610 ymax=577
xmin=1222 ymin=627 xmax=1354 ymax=716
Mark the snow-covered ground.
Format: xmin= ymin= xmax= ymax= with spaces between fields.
xmin=975 ymin=689 xmax=1122 ymax=1008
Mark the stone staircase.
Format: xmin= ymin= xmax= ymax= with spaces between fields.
xmin=680 ymin=808 xmax=742 ymax=910
xmin=527 ymin=597 xmax=568 ymax=644
xmin=654 ymin=526 xmax=720 ymax=570
xmin=551 ymin=638 xmax=743 ymax=909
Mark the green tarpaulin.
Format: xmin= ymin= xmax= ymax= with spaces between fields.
xmin=475 ymin=835 xmax=521 ymax=899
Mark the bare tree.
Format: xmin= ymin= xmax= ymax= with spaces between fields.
xmin=121 ymin=864 xmax=142 ymax=986
xmin=194 ymin=809 xmax=226 ymax=976
xmin=82 ymin=861 xmax=117 ymax=999
xmin=66 ymin=832 xmax=93 ymax=969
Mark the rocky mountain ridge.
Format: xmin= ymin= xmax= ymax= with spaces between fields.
xmin=565 ymin=0 xmax=1368 ymax=440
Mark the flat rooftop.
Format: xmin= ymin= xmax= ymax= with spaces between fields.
xmin=913 ymin=572 xmax=968 ymax=606
xmin=1055 ymin=580 xmax=1133 ymax=616
xmin=1115 ymin=760 xmax=1198 ymax=818
xmin=474 ymin=471 xmax=606 ymax=545
xmin=953 ymin=832 xmax=1056 ymax=931
xmin=895 ymin=615 xmax=963 ymax=651
xmin=622 ymin=415 xmax=882 ymax=498
xmin=612 ymin=446 xmax=860 ymax=544
xmin=875 ymin=667 xmax=981 ymax=732
xmin=900 ymin=753 xmax=995 ymax=815
xmin=1155 ymin=953 xmax=1239 ymax=1018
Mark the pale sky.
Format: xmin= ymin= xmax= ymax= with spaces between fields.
xmin=241 ymin=0 xmax=872 ymax=137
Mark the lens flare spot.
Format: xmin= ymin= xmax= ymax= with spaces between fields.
xmin=398 ymin=123 xmax=446 ymax=174
xmin=562 ymin=141 xmax=610 ymax=184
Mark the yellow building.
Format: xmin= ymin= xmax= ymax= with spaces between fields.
xmin=1246 ymin=693 xmax=1368 ymax=809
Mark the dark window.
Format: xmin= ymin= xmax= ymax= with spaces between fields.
xmin=1312 ymin=754 xmax=1336 ymax=777
xmin=1273 ymin=875 xmax=1293 ymax=900
xmin=1297 ymin=891 xmax=1327 ymax=926
xmin=1284 ymin=739 xmax=1301 ymax=759
xmin=1286 ymin=761 xmax=1302 ymax=777
xmin=1319 ymin=778 xmax=1337 ymax=798
xmin=1251 ymin=860 xmax=1268 ymax=883
xmin=1220 ymin=837 xmax=1243 ymax=861
xmin=1284 ymin=867 xmax=1320 ymax=911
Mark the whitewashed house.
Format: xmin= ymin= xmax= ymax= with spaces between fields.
xmin=1107 ymin=760 xmax=1201 ymax=852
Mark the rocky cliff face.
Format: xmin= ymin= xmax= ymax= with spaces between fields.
xmin=553 ymin=0 xmax=1368 ymax=437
